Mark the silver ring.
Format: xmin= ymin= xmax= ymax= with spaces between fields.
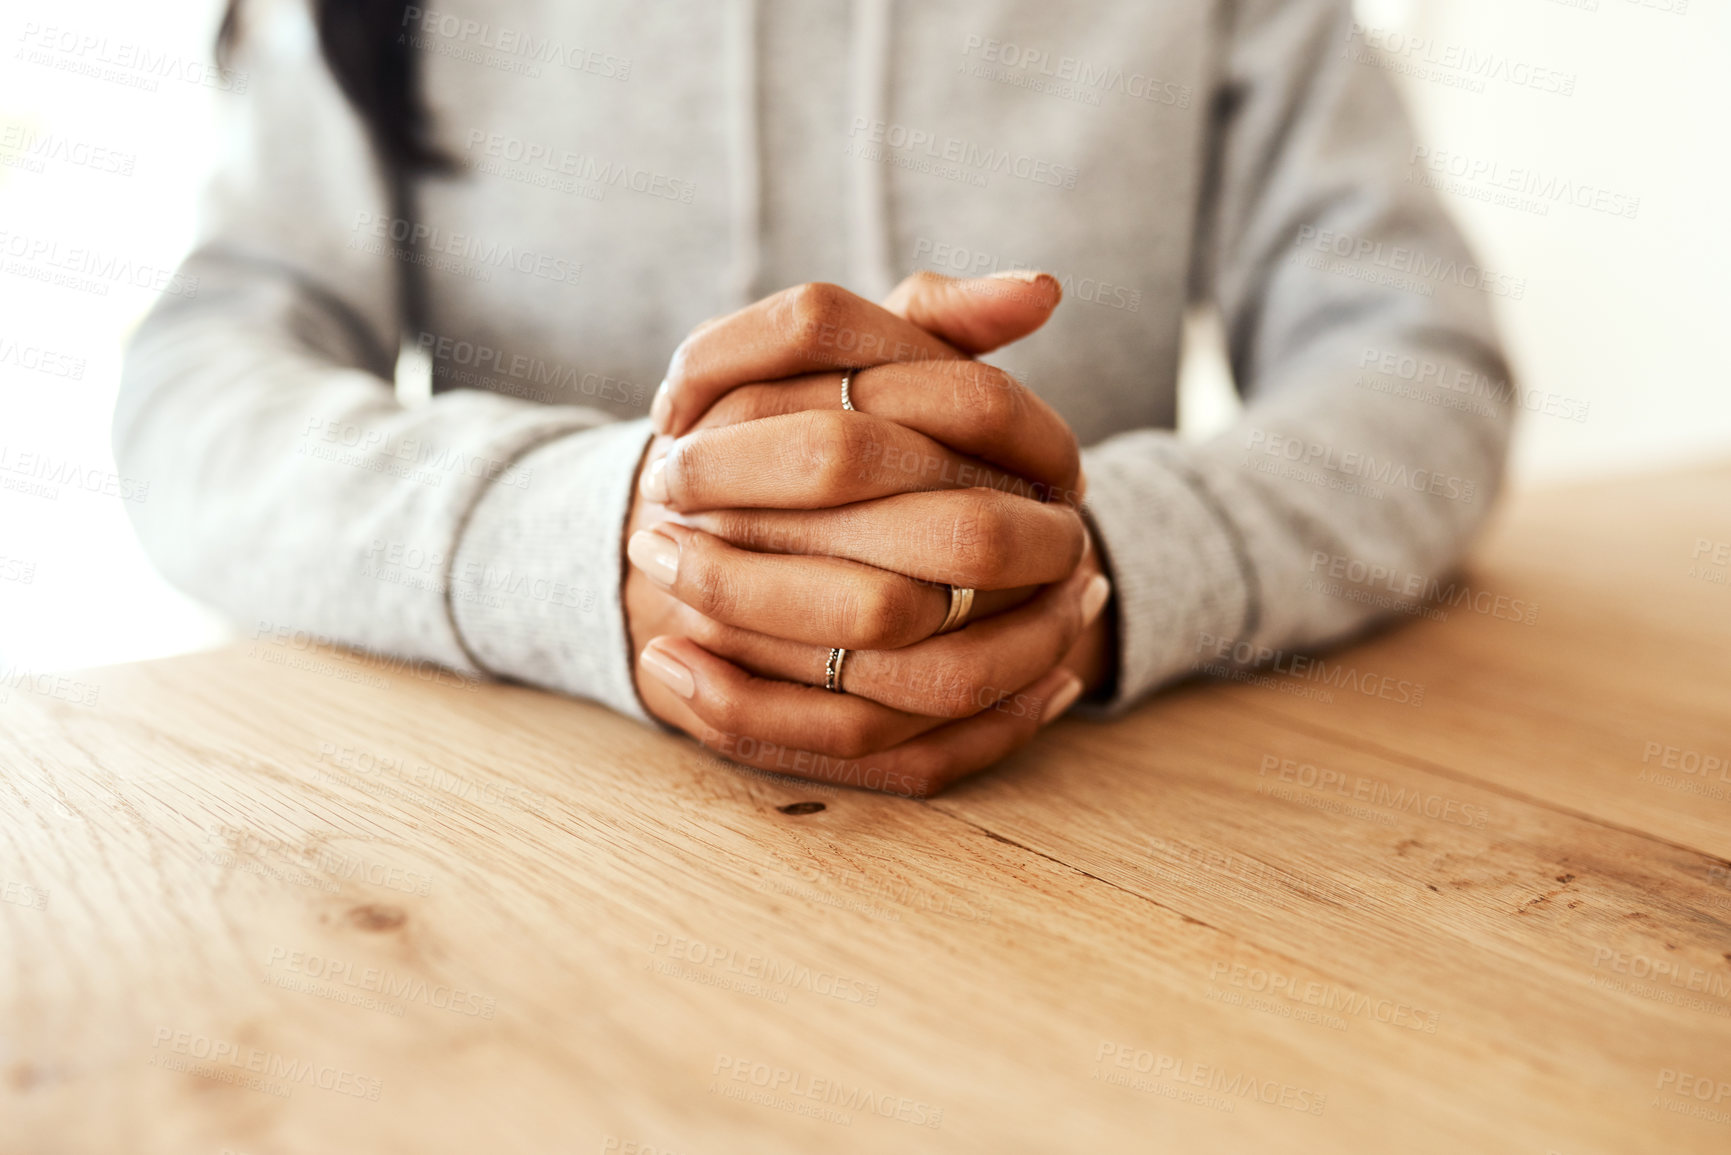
xmin=840 ymin=369 xmax=856 ymax=412
xmin=825 ymin=647 xmax=849 ymax=693
xmin=936 ymin=585 xmax=976 ymax=634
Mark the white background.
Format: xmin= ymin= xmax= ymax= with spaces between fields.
xmin=2 ymin=0 xmax=1726 ymax=675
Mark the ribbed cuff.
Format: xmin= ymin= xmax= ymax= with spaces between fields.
xmin=448 ymin=418 xmax=654 ymax=722
xmin=1079 ymin=430 xmax=1255 ymax=714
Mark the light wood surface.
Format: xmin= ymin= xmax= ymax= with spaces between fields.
xmin=3 ymin=464 xmax=1729 ymax=1154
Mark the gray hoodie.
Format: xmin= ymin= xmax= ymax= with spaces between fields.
xmin=115 ymin=0 xmax=1513 ymax=722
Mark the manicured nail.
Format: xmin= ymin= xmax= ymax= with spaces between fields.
xmin=1080 ymin=573 xmax=1111 ymax=627
xmin=649 ymin=381 xmax=672 ymax=432
xmin=639 ymin=457 xmax=669 ymax=503
xmin=1040 ymin=672 xmax=1085 ymax=724
xmin=989 ymin=269 xmax=1046 ymax=283
xmin=626 ymin=530 xmax=679 ymax=588
xmin=640 ymin=641 xmax=695 ymax=699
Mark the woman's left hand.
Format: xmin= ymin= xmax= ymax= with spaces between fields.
xmin=625 ymin=273 xmax=1115 ymax=794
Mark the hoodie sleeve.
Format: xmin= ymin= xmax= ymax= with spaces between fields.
xmin=1081 ymin=0 xmax=1516 ymax=709
xmin=113 ymin=0 xmax=650 ymax=720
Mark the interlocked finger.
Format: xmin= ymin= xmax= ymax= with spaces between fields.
xmin=641 ymin=635 xmax=1086 ymax=797
xmin=672 ymin=561 xmax=1111 ymax=718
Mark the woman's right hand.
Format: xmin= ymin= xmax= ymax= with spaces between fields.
xmin=624 ymin=274 xmax=1109 ymax=795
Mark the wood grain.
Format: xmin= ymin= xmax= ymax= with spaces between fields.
xmin=2 ymin=464 xmax=1728 ymax=1154
xmin=1210 ymin=462 xmax=1731 ymax=859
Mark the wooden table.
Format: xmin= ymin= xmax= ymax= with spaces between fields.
xmin=3 ymin=464 xmax=1729 ymax=1154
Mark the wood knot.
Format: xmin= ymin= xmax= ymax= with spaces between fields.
xmin=348 ymin=903 xmax=406 ymax=931
xmin=778 ymin=802 xmax=826 ymax=816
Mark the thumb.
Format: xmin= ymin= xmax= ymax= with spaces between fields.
xmin=880 ymin=270 xmax=1062 ymax=356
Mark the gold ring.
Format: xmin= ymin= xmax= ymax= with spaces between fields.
xmin=840 ymin=370 xmax=856 ymax=412
xmin=825 ymin=647 xmax=849 ymax=693
xmin=936 ymin=585 xmax=976 ymax=634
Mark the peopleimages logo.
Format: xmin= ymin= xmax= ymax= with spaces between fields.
xmin=462 ymin=131 xmax=696 ymax=205
xmin=264 ymin=946 xmax=497 ymax=1019
xmin=710 ymin=1055 xmax=943 ymax=1129
xmin=400 ymin=7 xmax=632 ymax=79
xmin=0 ymin=125 xmax=136 ymax=175
xmin=0 ymin=443 xmax=150 ymax=504
xmin=648 ymin=934 xmax=880 ymax=1007
xmin=1294 ymin=224 xmax=1526 ymax=299
xmin=1655 ymin=1068 xmax=1731 ymax=1107
xmin=1357 ymin=346 xmax=1589 ymax=423
xmin=1257 ymin=754 xmax=1490 ymax=828
xmin=1 ymin=229 xmax=199 ymax=298
xmin=300 ymin=415 xmax=535 ymax=490
xmin=1206 ymin=961 xmax=1441 ymax=1033
xmin=1194 ymin=633 xmax=1426 ymax=706
xmin=14 ymin=22 xmax=250 ymax=93
xmin=1591 ymin=946 xmax=1731 ymax=1001
xmin=1093 ymin=1042 xmax=1327 ymax=1116
xmin=1408 ymin=146 xmax=1640 ymax=221
xmin=0 ymin=336 xmax=87 ymax=379
xmin=1306 ymin=550 xmax=1539 ymax=626
xmin=958 ymin=35 xmax=1193 ymax=108
xmin=1343 ymin=23 xmax=1577 ymax=97
xmin=149 ymin=1028 xmax=383 ymax=1100
xmin=350 ymin=211 xmax=583 ymax=286
xmin=847 ymin=117 xmax=1078 ymax=189
xmin=1245 ymin=429 xmax=1478 ymax=503
xmin=416 ymin=331 xmax=648 ymax=407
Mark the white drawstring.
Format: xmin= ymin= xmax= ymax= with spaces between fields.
xmin=734 ymin=1 xmax=895 ymax=306
xmin=849 ymin=0 xmax=896 ymax=301
xmin=727 ymin=0 xmax=762 ymax=308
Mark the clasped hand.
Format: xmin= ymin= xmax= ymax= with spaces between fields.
xmin=624 ymin=273 xmax=1113 ymax=797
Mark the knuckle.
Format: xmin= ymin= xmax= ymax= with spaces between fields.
xmin=697 ymin=683 xmax=750 ymax=740
xmin=774 ymin=282 xmax=851 ymax=363
xmin=679 ymin=543 xmax=740 ymax=621
xmin=836 ymin=415 xmax=885 ymax=480
xmin=794 ymin=411 xmax=866 ymax=495
xmin=818 ymin=712 xmax=888 ymax=761
xmin=946 ymin=495 xmax=1017 ymax=587
xmin=836 ymin=578 xmax=923 ymax=650
xmin=663 ymin=436 xmax=720 ymax=508
xmin=678 ymin=606 xmax=729 ymax=648
xmin=704 ymin=509 xmax=768 ymax=551
xmin=925 ymin=659 xmax=987 ymax=720
xmin=763 ymin=515 xmax=822 ymax=559
xmin=896 ymin=753 xmax=948 ymax=799
xmin=704 ymin=384 xmax=777 ymax=429
xmin=951 ymin=362 xmax=1024 ymax=440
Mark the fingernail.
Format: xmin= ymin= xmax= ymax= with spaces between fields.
xmin=626 ymin=530 xmax=679 ymax=588
xmin=649 ymin=382 xmax=672 ymax=432
xmin=1080 ymin=573 xmax=1111 ymax=627
xmin=988 ymin=269 xmax=1046 ymax=283
xmin=1040 ymin=672 xmax=1085 ymax=724
xmin=639 ymin=457 xmax=669 ymax=503
xmin=640 ymin=641 xmax=695 ymax=699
